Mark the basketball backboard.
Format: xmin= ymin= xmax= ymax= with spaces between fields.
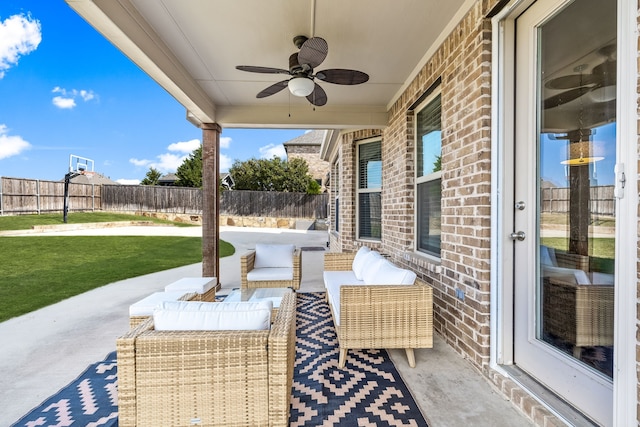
xmin=69 ymin=154 xmax=94 ymax=175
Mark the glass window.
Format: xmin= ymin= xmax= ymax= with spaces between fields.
xmin=416 ymin=93 xmax=442 ymax=256
xmin=357 ymin=140 xmax=382 ymax=240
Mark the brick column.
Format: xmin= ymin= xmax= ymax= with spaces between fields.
xmin=201 ymin=123 xmax=221 ymax=289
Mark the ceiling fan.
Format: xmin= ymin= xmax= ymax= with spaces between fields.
xmin=236 ymin=35 xmax=369 ymax=107
xmin=543 ymin=44 xmax=616 ymax=110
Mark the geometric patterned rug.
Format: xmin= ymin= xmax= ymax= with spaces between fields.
xmin=12 ymin=292 xmax=428 ymax=426
xmin=290 ymin=292 xmax=428 ymax=426
xmin=11 ymin=352 xmax=118 ymax=427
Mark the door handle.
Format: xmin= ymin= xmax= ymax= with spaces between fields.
xmin=510 ymin=231 xmax=526 ymax=241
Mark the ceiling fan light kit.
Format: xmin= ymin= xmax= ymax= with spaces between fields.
xmin=236 ymin=35 xmax=369 ymax=106
xmin=288 ymin=77 xmax=315 ymax=97
xmin=561 ymin=140 xmax=605 ymax=166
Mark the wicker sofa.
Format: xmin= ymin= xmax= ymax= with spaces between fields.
xmin=541 ymin=246 xmax=614 ymax=355
xmin=240 ymin=244 xmax=302 ymax=290
xmin=323 ymin=248 xmax=433 ymax=368
xmin=116 ymin=292 xmax=297 ymax=427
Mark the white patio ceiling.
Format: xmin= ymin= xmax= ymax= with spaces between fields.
xmin=66 ymin=0 xmax=471 ymax=130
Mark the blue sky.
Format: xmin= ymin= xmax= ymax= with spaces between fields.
xmin=0 ymin=1 xmax=306 ymax=184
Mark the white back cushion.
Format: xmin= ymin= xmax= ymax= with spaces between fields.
xmin=364 ymin=259 xmax=417 ymax=285
xmin=254 ymin=244 xmax=295 ymax=268
xmin=540 ymin=245 xmax=557 ymax=266
xmin=153 ymin=300 xmax=273 ymax=331
xmin=353 ymin=251 xmax=384 ymax=280
xmin=351 ymin=246 xmax=371 ymax=280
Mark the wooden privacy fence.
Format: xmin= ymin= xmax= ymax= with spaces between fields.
xmin=101 ymin=184 xmax=203 ymax=214
xmin=0 ymin=176 xmax=100 ymax=215
xmin=0 ymin=177 xmax=327 ymax=219
xmin=101 ymin=185 xmax=327 ymax=218
xmin=220 ymin=190 xmax=328 ymax=218
xmin=1 ymin=176 xmax=613 ymax=219
xmin=540 ymin=185 xmax=615 ymax=216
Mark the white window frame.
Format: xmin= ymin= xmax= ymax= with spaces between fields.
xmin=356 ymin=138 xmax=382 ymax=241
xmin=414 ymin=90 xmax=442 ymax=258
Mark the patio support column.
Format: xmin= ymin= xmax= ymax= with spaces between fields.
xmin=201 ymin=123 xmax=222 ymax=290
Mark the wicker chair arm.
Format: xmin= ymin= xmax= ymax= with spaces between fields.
xmin=268 ymin=292 xmax=297 ymax=426
xmin=338 ymin=280 xmax=434 ymax=349
xmin=324 ymin=252 xmax=356 ymax=271
xmin=240 ymin=250 xmax=256 ymax=289
xmin=292 ymin=248 xmax=302 ymax=288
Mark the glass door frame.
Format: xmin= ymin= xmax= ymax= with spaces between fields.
xmin=489 ymin=0 xmax=637 ymax=425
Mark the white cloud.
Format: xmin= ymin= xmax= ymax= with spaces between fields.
xmin=0 ymin=14 xmax=41 ymax=79
xmin=52 ymin=96 xmax=76 ymax=109
xmin=167 ymin=139 xmax=200 ymax=153
xmin=0 ymin=124 xmax=31 ymax=159
xmin=79 ymin=90 xmax=95 ymax=101
xmin=51 ymin=87 xmax=97 ymax=109
xmin=155 ymin=152 xmax=187 ymax=171
xmin=129 ymin=158 xmax=151 ymax=167
xmin=117 ymin=179 xmax=141 ymax=185
xmin=220 ymin=153 xmax=232 ymax=172
xmin=220 ymin=136 xmax=231 ymax=149
xmin=259 ymin=143 xmax=286 ymax=159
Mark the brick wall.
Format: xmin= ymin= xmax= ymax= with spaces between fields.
xmin=327 ymin=0 xmax=573 ymax=424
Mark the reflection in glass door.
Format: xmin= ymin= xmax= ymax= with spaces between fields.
xmin=514 ymin=0 xmax=616 ymax=424
xmin=538 ymin=0 xmax=616 ymax=379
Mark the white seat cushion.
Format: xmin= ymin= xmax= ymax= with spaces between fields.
xmin=254 ymin=244 xmax=295 ymax=268
xmin=164 ymin=277 xmax=216 ymax=294
xmin=153 ymin=300 xmax=273 ymax=331
xmin=247 ymin=267 xmax=293 ymax=281
xmin=323 ymin=270 xmax=364 ymax=326
xmin=129 ymin=291 xmax=188 ymax=316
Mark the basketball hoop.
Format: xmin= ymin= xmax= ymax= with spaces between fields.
xmin=64 ymin=154 xmax=96 ymax=223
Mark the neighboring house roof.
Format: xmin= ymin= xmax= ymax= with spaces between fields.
xmin=158 ymin=173 xmax=178 ymax=185
xmin=283 ymin=130 xmax=326 ymax=150
xmin=68 ymin=172 xmax=119 ymax=185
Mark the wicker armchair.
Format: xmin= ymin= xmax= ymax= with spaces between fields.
xmin=240 ymin=245 xmax=301 ymax=290
xmin=324 ymin=252 xmax=433 ymax=368
xmin=116 ymin=292 xmax=297 ymax=427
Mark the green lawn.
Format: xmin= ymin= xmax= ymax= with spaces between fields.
xmin=0 ymin=212 xmax=194 ymax=231
xmin=0 ymin=236 xmax=234 ymax=322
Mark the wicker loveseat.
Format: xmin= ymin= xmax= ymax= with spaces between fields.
xmin=241 ymin=243 xmax=302 ymax=290
xmin=116 ymin=292 xmax=297 ymax=427
xmin=541 ymin=246 xmax=614 ymax=356
xmin=323 ymin=248 xmax=433 ymax=368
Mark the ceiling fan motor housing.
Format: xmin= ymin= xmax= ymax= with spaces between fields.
xmin=289 ymin=53 xmax=305 ymax=75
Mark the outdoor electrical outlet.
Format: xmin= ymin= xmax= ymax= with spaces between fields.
xmin=455 ymin=289 xmax=465 ymax=301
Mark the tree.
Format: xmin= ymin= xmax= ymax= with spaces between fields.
xmin=140 ymin=167 xmax=162 ymax=185
xmin=230 ymin=156 xmax=319 ymax=193
xmin=176 ymin=145 xmax=203 ymax=187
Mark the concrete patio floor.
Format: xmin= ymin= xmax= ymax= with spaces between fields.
xmin=0 ymin=225 xmax=532 ymax=426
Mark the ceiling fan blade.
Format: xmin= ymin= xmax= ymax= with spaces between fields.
xmin=306 ymin=83 xmax=327 ymax=106
xmin=257 ymin=80 xmax=290 ymax=98
xmin=316 ymin=69 xmax=369 ymax=85
xmin=298 ymin=37 xmax=328 ymax=68
xmin=545 ymin=74 xmax=598 ymax=89
xmin=591 ymin=59 xmax=616 ymax=85
xmin=236 ymin=65 xmax=290 ymax=75
xmin=543 ymin=86 xmax=591 ymax=109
